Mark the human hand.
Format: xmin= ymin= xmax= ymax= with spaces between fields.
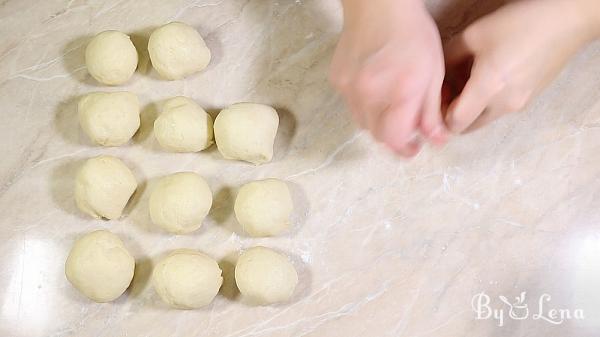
xmin=444 ymin=0 xmax=600 ymax=133
xmin=330 ymin=0 xmax=448 ymax=157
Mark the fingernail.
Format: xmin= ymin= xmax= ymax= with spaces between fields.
xmin=444 ymin=111 xmax=458 ymax=133
xmin=430 ymin=125 xmax=448 ymax=144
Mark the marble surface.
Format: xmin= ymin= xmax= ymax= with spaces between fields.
xmin=1 ymin=0 xmax=600 ymax=336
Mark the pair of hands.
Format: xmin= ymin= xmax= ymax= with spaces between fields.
xmin=330 ymin=0 xmax=600 ymax=156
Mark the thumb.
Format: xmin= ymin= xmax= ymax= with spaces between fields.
xmin=444 ymin=60 xmax=504 ymax=133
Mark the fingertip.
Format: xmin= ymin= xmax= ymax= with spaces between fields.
xmin=444 ymin=98 xmax=466 ymax=134
xmin=425 ymin=125 xmax=450 ymax=146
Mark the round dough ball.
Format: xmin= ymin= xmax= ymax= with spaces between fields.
xmin=65 ymin=230 xmax=135 ymax=302
xmin=78 ymin=91 xmax=140 ymax=146
xmin=148 ymin=22 xmax=211 ymax=80
xmin=214 ymin=103 xmax=279 ymax=164
xmin=152 ymin=249 xmax=222 ymax=309
xmin=85 ymin=30 xmax=138 ymax=85
xmin=154 ymin=96 xmax=214 ymax=152
xmin=149 ymin=172 xmax=212 ymax=234
xmin=235 ymin=246 xmax=298 ymax=304
xmin=234 ymin=179 xmax=293 ymax=237
xmin=75 ymin=155 xmax=138 ymax=219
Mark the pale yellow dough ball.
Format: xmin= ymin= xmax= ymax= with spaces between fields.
xmin=149 ymin=172 xmax=213 ymax=234
xmin=85 ymin=30 xmax=138 ymax=85
xmin=148 ymin=22 xmax=211 ymax=80
xmin=78 ymin=91 xmax=140 ymax=146
xmin=65 ymin=230 xmax=135 ymax=302
xmin=153 ymin=96 xmax=213 ymax=152
xmin=234 ymin=178 xmax=293 ymax=237
xmin=214 ymin=103 xmax=279 ymax=164
xmin=235 ymin=246 xmax=298 ymax=304
xmin=152 ymin=249 xmax=223 ymax=309
xmin=75 ymin=155 xmax=138 ymax=220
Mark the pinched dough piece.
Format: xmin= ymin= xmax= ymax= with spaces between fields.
xmin=78 ymin=91 xmax=140 ymax=146
xmin=75 ymin=155 xmax=138 ymax=219
xmin=154 ymin=96 xmax=213 ymax=152
xmin=214 ymin=103 xmax=279 ymax=164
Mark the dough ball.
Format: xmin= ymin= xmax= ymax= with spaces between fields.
xmin=85 ymin=30 xmax=138 ymax=85
xmin=149 ymin=172 xmax=212 ymax=234
xmin=75 ymin=155 xmax=138 ymax=219
xmin=148 ymin=22 xmax=211 ymax=80
xmin=65 ymin=230 xmax=135 ymax=302
xmin=152 ymin=249 xmax=222 ymax=309
xmin=214 ymin=103 xmax=279 ymax=164
xmin=234 ymin=179 xmax=293 ymax=237
xmin=154 ymin=96 xmax=214 ymax=152
xmin=78 ymin=91 xmax=140 ymax=146
xmin=235 ymin=246 xmax=298 ymax=304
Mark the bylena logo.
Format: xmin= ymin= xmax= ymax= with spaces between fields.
xmin=471 ymin=292 xmax=585 ymax=327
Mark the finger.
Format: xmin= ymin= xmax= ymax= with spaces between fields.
xmin=346 ymin=96 xmax=367 ymax=129
xmin=444 ymin=61 xmax=504 ymax=133
xmin=352 ymin=64 xmax=398 ymax=132
xmin=375 ymin=94 xmax=423 ymax=157
xmin=463 ymin=107 xmax=501 ymax=133
xmin=419 ymin=84 xmax=448 ymax=146
xmin=419 ymin=63 xmax=448 ymax=145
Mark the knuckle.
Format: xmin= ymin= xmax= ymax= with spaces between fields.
xmin=420 ymin=119 xmax=440 ymax=137
xmin=394 ymin=78 xmax=421 ymax=102
xmin=479 ymin=62 xmax=508 ymax=94
xmin=462 ymin=25 xmax=481 ymax=47
xmin=354 ymin=70 xmax=380 ymax=97
xmin=505 ymin=92 xmax=529 ymax=112
xmin=329 ymin=70 xmax=348 ymax=91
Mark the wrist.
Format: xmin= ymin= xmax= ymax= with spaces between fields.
xmin=341 ymin=0 xmax=424 ymax=27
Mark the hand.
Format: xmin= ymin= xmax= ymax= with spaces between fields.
xmin=330 ymin=0 xmax=448 ymax=156
xmin=444 ymin=0 xmax=600 ymax=133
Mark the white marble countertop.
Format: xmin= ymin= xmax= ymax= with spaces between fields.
xmin=1 ymin=0 xmax=600 ymax=336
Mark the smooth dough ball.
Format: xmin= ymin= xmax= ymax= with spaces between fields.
xmin=152 ymin=249 xmax=222 ymax=309
xmin=149 ymin=172 xmax=212 ymax=234
xmin=214 ymin=103 xmax=279 ymax=164
xmin=75 ymin=155 xmax=138 ymax=219
xmin=235 ymin=246 xmax=298 ymax=304
xmin=65 ymin=230 xmax=135 ymax=302
xmin=153 ymin=96 xmax=213 ymax=152
xmin=85 ymin=30 xmax=138 ymax=85
xmin=78 ymin=91 xmax=140 ymax=146
xmin=234 ymin=179 xmax=293 ymax=237
xmin=148 ymin=22 xmax=211 ymax=80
